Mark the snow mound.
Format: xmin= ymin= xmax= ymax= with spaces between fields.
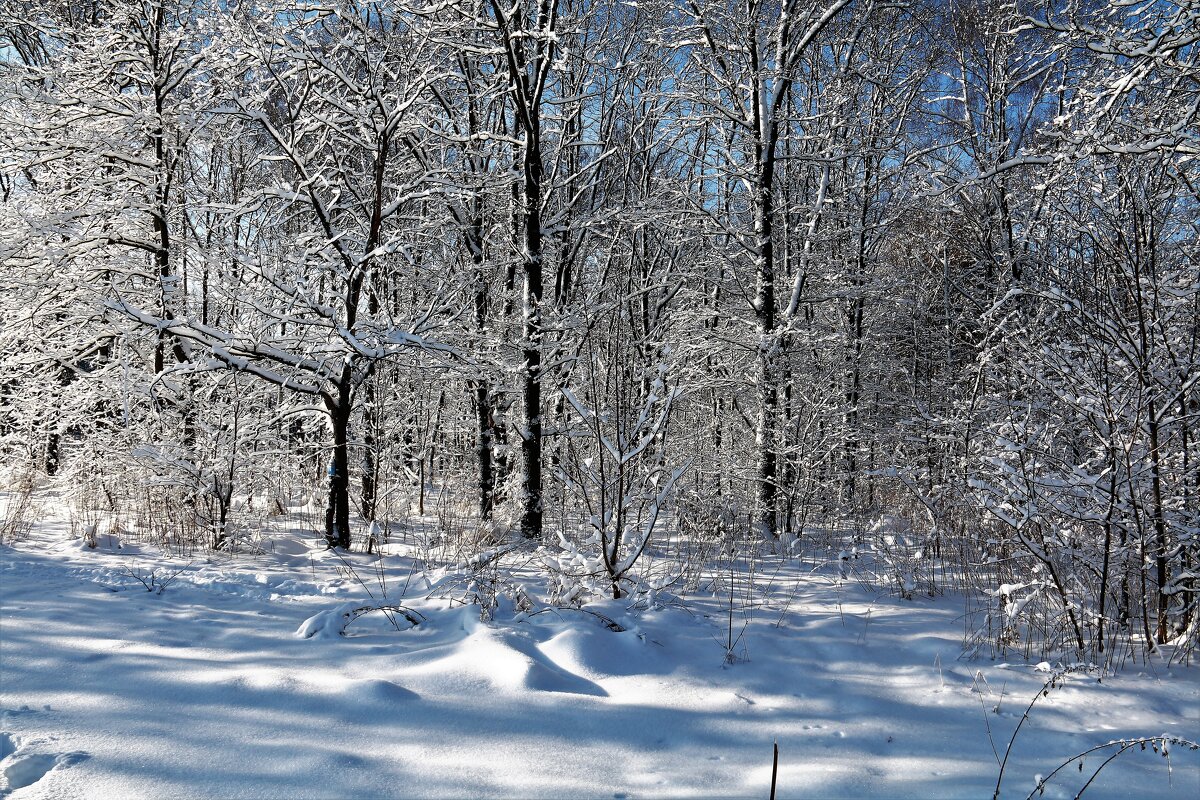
xmin=406 ymin=618 xmax=608 ymax=698
xmin=337 ymin=678 xmax=419 ymax=705
xmin=295 ymin=602 xmax=369 ymax=639
xmin=296 ymin=602 xmax=424 ymax=639
xmin=538 ymin=622 xmax=661 ymax=679
xmin=494 ymin=630 xmax=609 ymax=697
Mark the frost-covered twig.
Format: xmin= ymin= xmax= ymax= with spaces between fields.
xmin=994 ymin=665 xmax=1096 ymax=800
xmin=522 ymin=606 xmax=626 ymax=632
xmin=1026 ymin=735 xmax=1199 ymax=800
xmin=118 ymin=563 xmax=192 ymax=595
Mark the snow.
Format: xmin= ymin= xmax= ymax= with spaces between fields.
xmin=1 ymin=506 xmax=1197 ymax=798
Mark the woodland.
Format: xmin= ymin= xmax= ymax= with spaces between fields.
xmin=0 ymin=0 xmax=1198 ymax=670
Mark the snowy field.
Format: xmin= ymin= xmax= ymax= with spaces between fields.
xmin=1 ymin=501 xmax=1196 ymax=799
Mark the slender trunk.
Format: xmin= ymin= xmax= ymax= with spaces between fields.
xmin=475 ymin=382 xmax=495 ymax=519
xmin=146 ymin=17 xmax=195 ymax=455
xmin=361 ymin=379 xmax=378 ymax=522
xmin=844 ymin=156 xmax=872 ymax=506
xmin=1180 ymin=389 xmax=1196 ymax=631
xmin=1097 ymin=446 xmax=1119 ymax=654
xmin=1146 ymin=400 xmax=1170 ymax=642
xmin=325 ymin=377 xmax=352 ymax=550
xmin=470 ymin=202 xmax=496 ymax=520
xmin=1119 ymin=516 xmax=1131 ymax=625
xmin=844 ymin=294 xmax=864 ymax=503
xmin=754 ymin=145 xmax=779 ymax=538
xmin=520 ymin=129 xmax=544 ymax=539
xmin=490 ymin=0 xmax=559 ymax=537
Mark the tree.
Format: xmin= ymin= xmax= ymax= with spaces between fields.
xmin=675 ymin=0 xmax=855 ymax=537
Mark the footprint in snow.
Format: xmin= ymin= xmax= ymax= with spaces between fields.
xmin=4 ymin=754 xmax=60 ymax=793
xmin=0 ymin=708 xmax=47 ymax=723
xmin=0 ymin=733 xmax=89 ymax=796
xmin=0 ymin=734 xmax=17 ymax=760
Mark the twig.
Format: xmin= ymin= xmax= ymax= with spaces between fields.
xmin=994 ymin=667 xmax=1092 ymax=800
xmin=524 ymin=606 xmax=626 ymax=632
xmin=1025 ymin=735 xmax=1199 ymax=800
xmin=769 ymin=739 xmax=779 ymax=800
xmin=344 ymin=604 xmax=426 ymax=630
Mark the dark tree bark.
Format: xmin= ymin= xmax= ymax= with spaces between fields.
xmin=490 ymin=0 xmax=559 ymax=539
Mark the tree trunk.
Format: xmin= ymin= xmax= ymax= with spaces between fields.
xmin=519 ymin=130 xmax=544 ymax=538
xmin=1146 ymin=400 xmax=1170 ymax=643
xmin=469 ymin=199 xmax=496 ymax=520
xmin=361 ymin=379 xmax=378 ymax=523
xmin=325 ymin=379 xmax=352 ymax=550
xmin=754 ymin=138 xmax=779 ymax=538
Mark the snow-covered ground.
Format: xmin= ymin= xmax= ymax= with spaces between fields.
xmin=1 ymin=502 xmax=1196 ymax=799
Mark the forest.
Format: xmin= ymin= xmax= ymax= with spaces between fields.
xmin=0 ymin=3 xmax=1198 ymax=793
xmin=3 ymin=0 xmax=1199 ymax=656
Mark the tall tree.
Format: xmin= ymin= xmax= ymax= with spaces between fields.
xmin=676 ymin=0 xmax=853 ymax=536
xmin=486 ymin=0 xmax=559 ymax=539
